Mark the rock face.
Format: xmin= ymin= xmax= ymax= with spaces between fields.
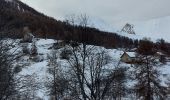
xmin=121 ymin=23 xmax=135 ymax=34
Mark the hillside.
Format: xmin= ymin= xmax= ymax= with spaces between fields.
xmin=0 ymin=0 xmax=138 ymax=50
xmin=0 ymin=0 xmax=63 ymax=38
xmin=1 ymin=0 xmax=170 ymax=51
xmin=1 ymin=38 xmax=169 ymax=99
xmin=1 ymin=0 xmax=170 ymax=99
xmin=1 ymin=0 xmax=170 ymax=48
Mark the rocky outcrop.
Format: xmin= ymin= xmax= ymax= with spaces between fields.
xmin=121 ymin=23 xmax=135 ymax=34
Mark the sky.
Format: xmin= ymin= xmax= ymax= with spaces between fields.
xmin=20 ymin=0 xmax=170 ymax=29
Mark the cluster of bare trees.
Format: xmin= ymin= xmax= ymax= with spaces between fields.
xmin=0 ymin=39 xmax=41 ymax=100
xmin=46 ymin=50 xmax=69 ymax=100
xmin=46 ymin=40 xmax=169 ymax=100
xmin=46 ymin=43 xmax=128 ymax=100
xmin=0 ymin=39 xmax=20 ymax=100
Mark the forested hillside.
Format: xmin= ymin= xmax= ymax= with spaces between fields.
xmin=0 ymin=0 xmax=139 ymax=49
xmin=0 ymin=0 xmax=170 ymax=53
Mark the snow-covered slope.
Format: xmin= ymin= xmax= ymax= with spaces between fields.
xmin=92 ymin=16 xmax=170 ymax=42
xmin=6 ymin=38 xmax=169 ymax=99
xmin=133 ymin=16 xmax=170 ymax=42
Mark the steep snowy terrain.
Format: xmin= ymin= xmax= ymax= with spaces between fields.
xmin=133 ymin=16 xmax=170 ymax=42
xmin=92 ymin=16 xmax=170 ymax=42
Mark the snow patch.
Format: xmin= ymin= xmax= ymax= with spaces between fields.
xmin=36 ymin=39 xmax=56 ymax=45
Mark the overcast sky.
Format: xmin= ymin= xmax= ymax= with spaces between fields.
xmin=20 ymin=0 xmax=170 ymax=29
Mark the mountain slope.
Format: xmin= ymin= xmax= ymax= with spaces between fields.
xmin=90 ymin=16 xmax=170 ymax=42
xmin=5 ymin=38 xmax=170 ymax=99
xmin=2 ymin=0 xmax=41 ymax=14
xmin=112 ymin=16 xmax=170 ymax=42
xmin=0 ymin=0 xmax=138 ymax=49
xmin=0 ymin=0 xmax=63 ymax=38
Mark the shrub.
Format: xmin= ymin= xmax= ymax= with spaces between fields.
xmin=14 ymin=64 xmax=23 ymax=74
xmin=60 ymin=49 xmax=72 ymax=60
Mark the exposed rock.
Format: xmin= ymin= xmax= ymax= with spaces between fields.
xmin=121 ymin=23 xmax=135 ymax=34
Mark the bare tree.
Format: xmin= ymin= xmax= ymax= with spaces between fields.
xmin=65 ymin=14 xmax=76 ymax=26
xmin=107 ymin=67 xmax=127 ymax=100
xmin=65 ymin=14 xmax=90 ymax=100
xmin=15 ymin=74 xmax=40 ymax=100
xmin=46 ymin=49 xmax=69 ymax=99
xmin=67 ymin=42 xmax=127 ymax=100
xmin=64 ymin=14 xmax=127 ymax=100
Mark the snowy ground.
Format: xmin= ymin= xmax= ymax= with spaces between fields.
xmin=16 ymin=39 xmax=57 ymax=99
xmin=19 ymin=61 xmax=49 ymax=99
xmin=7 ymin=38 xmax=170 ymax=99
